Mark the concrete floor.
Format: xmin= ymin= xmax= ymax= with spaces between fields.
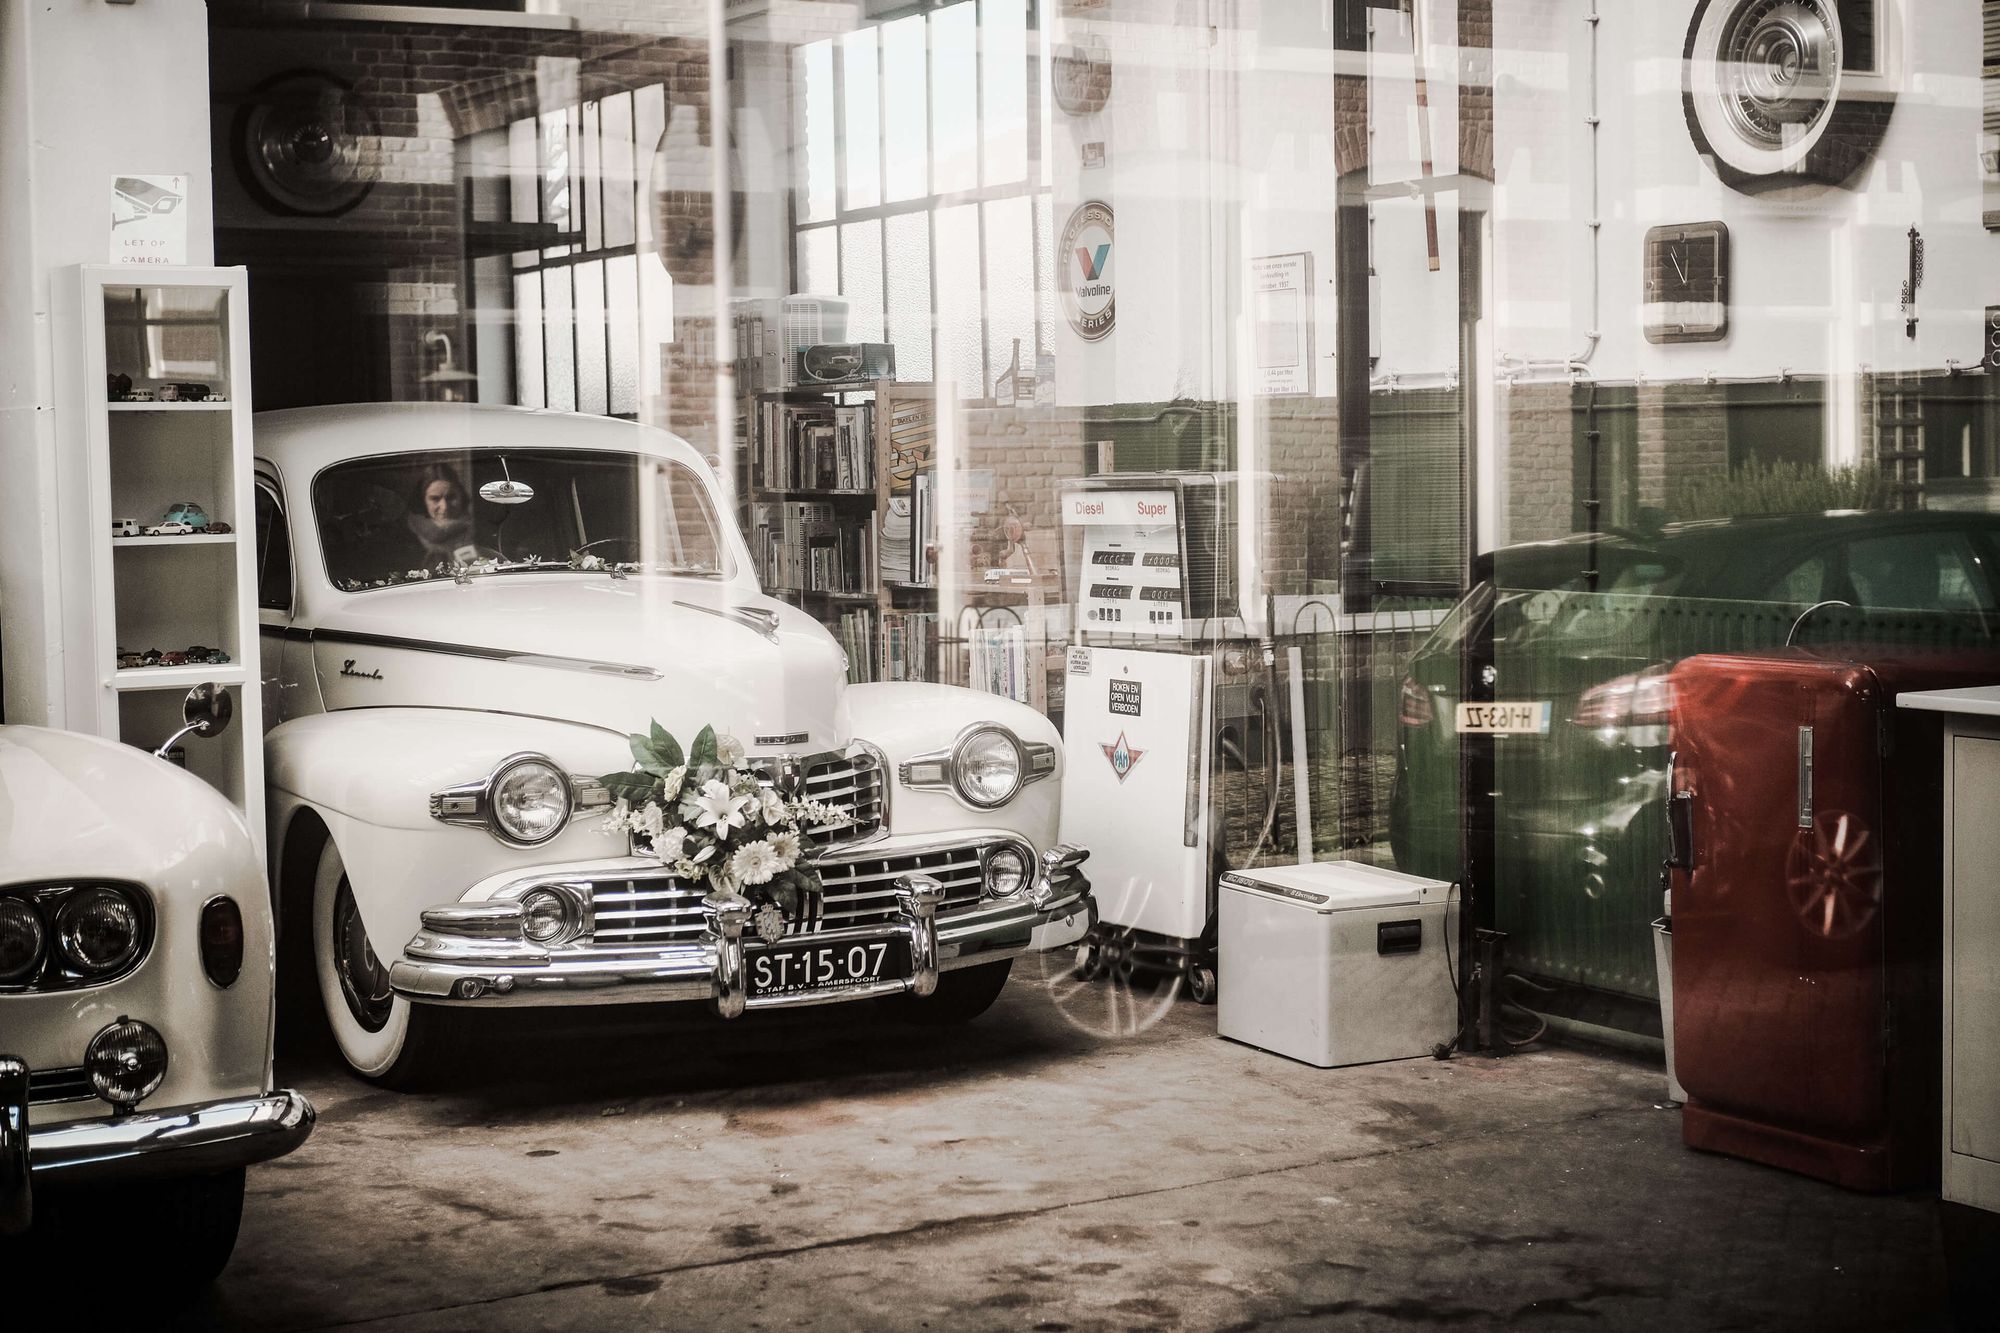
xmin=177 ymin=960 xmax=1951 ymax=1331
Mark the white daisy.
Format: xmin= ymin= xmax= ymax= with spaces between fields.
xmin=730 ymin=840 xmax=780 ymax=886
xmin=768 ymin=830 xmax=802 ymax=868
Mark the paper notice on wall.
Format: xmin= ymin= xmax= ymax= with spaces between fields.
xmin=109 ymin=175 xmax=189 ymax=265
xmin=1251 ymin=252 xmax=1313 ymax=396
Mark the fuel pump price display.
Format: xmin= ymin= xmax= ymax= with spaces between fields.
xmin=1065 ymin=489 xmax=1186 ymax=636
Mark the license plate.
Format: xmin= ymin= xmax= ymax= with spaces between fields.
xmin=747 ymin=934 xmax=912 ymax=999
xmin=1455 ymin=701 xmax=1552 ymax=735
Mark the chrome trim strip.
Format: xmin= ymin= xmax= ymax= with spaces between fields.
xmin=672 ymin=599 xmax=782 ymax=643
xmin=26 ymin=1089 xmax=315 ymax=1187
xmin=314 ymin=629 xmax=662 ymax=681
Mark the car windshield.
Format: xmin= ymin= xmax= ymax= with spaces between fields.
xmin=313 ymin=448 xmax=732 ymax=592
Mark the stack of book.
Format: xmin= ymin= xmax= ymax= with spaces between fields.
xmin=882 ymin=610 xmax=938 ymax=683
xmin=750 ymin=503 xmax=877 ymax=595
xmin=756 ymin=400 xmax=874 ymax=492
xmin=877 ymin=473 xmax=935 ymax=586
xmin=969 ymin=625 xmax=1032 ymax=704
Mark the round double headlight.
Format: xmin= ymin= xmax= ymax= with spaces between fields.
xmin=492 ymin=757 xmax=572 ymax=845
xmin=55 ymin=886 xmax=145 ymax=977
xmin=983 ymin=844 xmax=1031 ymax=899
xmin=520 ymin=887 xmax=582 ymax=946
xmin=0 ymin=898 xmax=45 ymax=983
xmin=952 ymin=727 xmax=1025 ymax=809
xmin=86 ymin=1018 xmax=168 ymax=1108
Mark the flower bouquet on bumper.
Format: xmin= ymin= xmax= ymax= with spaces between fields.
xmin=597 ymin=722 xmax=849 ymax=944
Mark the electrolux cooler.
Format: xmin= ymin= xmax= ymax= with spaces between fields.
xmin=1667 ymin=649 xmax=2000 ymax=1191
xmin=1217 ymin=861 xmax=1456 ymax=1068
xmin=1060 ymin=646 xmax=1214 ymax=968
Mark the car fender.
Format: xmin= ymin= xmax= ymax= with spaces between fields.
xmin=845 ymin=683 xmax=1063 ymax=852
xmin=266 ymin=709 xmax=632 ymax=951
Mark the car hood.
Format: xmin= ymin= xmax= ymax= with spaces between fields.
xmin=0 ymin=726 xmax=256 ymax=885
xmin=305 ymin=576 xmax=853 ymax=750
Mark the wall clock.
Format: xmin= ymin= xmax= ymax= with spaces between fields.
xmin=1643 ymin=221 xmax=1730 ymax=344
xmin=1052 ymin=36 xmax=1112 ymax=117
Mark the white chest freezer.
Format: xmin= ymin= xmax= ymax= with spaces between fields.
xmin=1218 ymin=861 xmax=1458 ymax=1068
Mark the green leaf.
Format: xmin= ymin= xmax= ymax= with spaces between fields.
xmin=648 ymin=721 xmax=684 ymax=769
xmin=600 ymin=772 xmax=658 ymax=802
xmin=688 ymin=724 xmax=718 ymax=769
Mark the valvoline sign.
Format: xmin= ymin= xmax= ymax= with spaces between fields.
xmin=1060 ymin=200 xmax=1115 ymax=341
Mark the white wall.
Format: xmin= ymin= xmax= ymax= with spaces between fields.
xmin=0 ymin=0 xmax=216 ymax=726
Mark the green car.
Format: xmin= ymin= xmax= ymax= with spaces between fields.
xmin=1388 ymin=510 xmax=2000 ymax=1028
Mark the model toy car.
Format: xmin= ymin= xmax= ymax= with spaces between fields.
xmin=117 ymin=651 xmax=143 ymax=670
xmin=1 ymin=695 xmax=314 ymax=1287
xmin=162 ymin=501 xmax=210 ymax=531
xmin=253 ymin=403 xmax=1094 ymax=1086
xmin=159 ymin=651 xmax=188 ymax=667
xmin=209 ymin=521 xmax=233 ymax=535
xmin=144 ymin=522 xmax=193 ymax=537
xmin=184 ymin=645 xmax=231 ymax=665
xmin=112 ymin=518 xmax=140 ymax=538
xmin=141 ymin=648 xmax=162 ymax=666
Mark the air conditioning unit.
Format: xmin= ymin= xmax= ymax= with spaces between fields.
xmin=731 ymin=295 xmax=851 ymax=392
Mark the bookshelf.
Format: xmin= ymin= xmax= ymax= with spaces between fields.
xmin=54 ymin=265 xmax=265 ymax=848
xmin=746 ymin=379 xmax=941 ymax=685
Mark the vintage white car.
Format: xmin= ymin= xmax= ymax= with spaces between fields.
xmin=252 ymin=403 xmax=1094 ymax=1085
xmin=0 ymin=702 xmax=314 ymax=1285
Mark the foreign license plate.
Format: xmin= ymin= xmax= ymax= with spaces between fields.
xmin=1455 ymin=701 xmax=1553 ymax=735
xmin=747 ymin=935 xmax=912 ymax=999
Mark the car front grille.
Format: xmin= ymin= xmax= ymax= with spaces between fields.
xmin=585 ymin=845 xmax=988 ymax=948
xmin=790 ymin=749 xmax=886 ymax=847
xmin=28 ymin=1065 xmax=93 ymax=1105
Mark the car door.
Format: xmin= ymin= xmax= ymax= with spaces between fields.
xmin=253 ymin=465 xmax=321 ymax=725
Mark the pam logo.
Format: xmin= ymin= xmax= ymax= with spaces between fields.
xmin=1074 ymin=242 xmax=1110 ymax=282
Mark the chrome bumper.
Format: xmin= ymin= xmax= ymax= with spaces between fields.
xmin=0 ymin=1058 xmax=314 ymax=1237
xmin=389 ymin=844 xmax=1094 ymax=1014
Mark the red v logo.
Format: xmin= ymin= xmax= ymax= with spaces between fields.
xmin=1075 ymin=243 xmax=1110 ymax=281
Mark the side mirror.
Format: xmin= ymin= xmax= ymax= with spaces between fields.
xmin=154 ymin=683 xmax=233 ymax=759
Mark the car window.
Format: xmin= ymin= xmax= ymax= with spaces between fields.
xmin=310 ymin=447 xmax=733 ymax=592
xmin=255 ymin=482 xmax=293 ymax=612
xmin=1763 ymin=553 xmax=1827 ymax=605
xmin=1846 ymin=533 xmax=1997 ymax=613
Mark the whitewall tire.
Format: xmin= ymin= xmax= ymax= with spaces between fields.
xmin=311 ymin=838 xmax=449 ymax=1087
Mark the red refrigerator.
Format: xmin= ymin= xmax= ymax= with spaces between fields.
xmin=1667 ymin=649 xmax=2000 ymax=1191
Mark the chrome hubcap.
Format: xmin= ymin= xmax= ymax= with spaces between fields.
xmin=334 ymin=879 xmax=394 ymax=1032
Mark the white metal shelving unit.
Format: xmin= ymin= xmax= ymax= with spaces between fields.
xmin=56 ymin=265 xmax=265 ymax=850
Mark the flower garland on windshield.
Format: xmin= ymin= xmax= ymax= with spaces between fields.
xmin=597 ymin=723 xmax=849 ymax=926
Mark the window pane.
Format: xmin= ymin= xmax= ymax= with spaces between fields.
xmin=882 ymin=15 xmax=929 ymax=203
xmin=514 ymin=272 xmax=544 ymax=408
xmin=633 ymin=84 xmax=665 ymax=250
xmin=607 ymin=255 xmax=638 ymax=417
xmin=600 ymin=92 xmax=635 ymax=251
xmin=933 ymin=202 xmax=982 ymax=395
xmin=841 ymin=29 xmax=881 ymax=210
xmin=983 ymin=196 xmax=1033 ymax=398
xmin=543 ymin=265 xmax=575 ymax=412
xmin=576 ymin=258 xmax=607 ymax=416
xmin=1034 ymin=192 xmax=1054 ymax=363
xmin=796 ymin=40 xmax=836 ymax=224
xmin=981 ymin=0 xmax=1027 ymax=186
xmin=581 ymin=101 xmax=603 ymax=252
xmin=931 ymin=2 xmax=978 ymax=195
xmin=509 ymin=117 xmax=539 ymax=227
xmin=885 ymin=210 xmax=933 ymax=382
xmin=840 ymin=219 xmax=885 ymax=343
xmin=541 ymin=108 xmax=572 ymax=256
xmin=797 ymin=227 xmax=838 ymax=297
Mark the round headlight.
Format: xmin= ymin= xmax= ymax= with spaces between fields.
xmin=952 ymin=727 xmax=1024 ymax=809
xmin=0 ymin=898 xmax=45 ymax=983
xmin=55 ymin=887 xmax=143 ymax=976
xmin=492 ymin=757 xmax=572 ymax=845
xmin=520 ymin=888 xmax=578 ymax=945
xmin=86 ymin=1018 xmax=168 ymax=1108
xmin=984 ymin=844 xmax=1030 ymax=899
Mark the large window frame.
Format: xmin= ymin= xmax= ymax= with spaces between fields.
xmin=792 ymin=0 xmax=1053 ymax=399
